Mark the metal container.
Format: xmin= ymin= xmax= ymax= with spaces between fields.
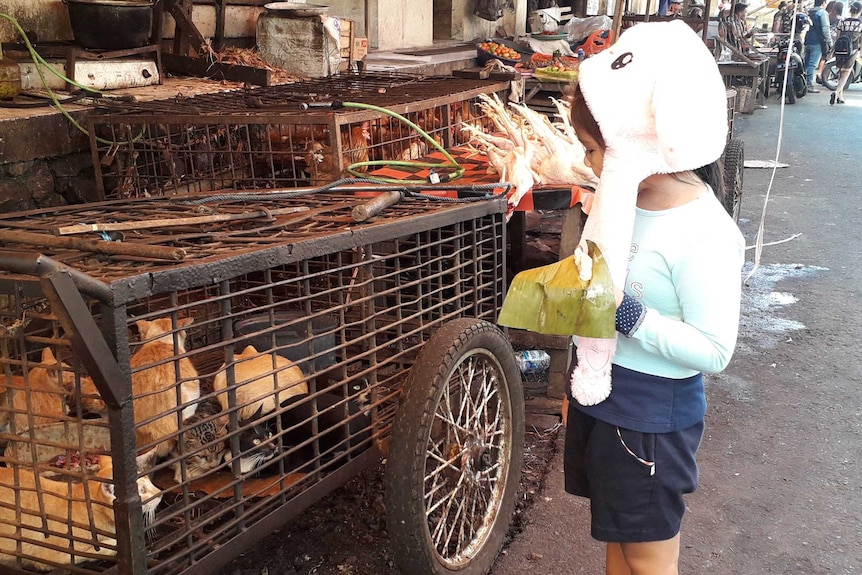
xmin=64 ymin=0 xmax=154 ymax=50
xmin=0 ymin=48 xmax=20 ymax=100
xmin=0 ymin=189 xmax=511 ymax=574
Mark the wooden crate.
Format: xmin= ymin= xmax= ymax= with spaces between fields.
xmin=338 ymin=18 xmax=356 ymax=72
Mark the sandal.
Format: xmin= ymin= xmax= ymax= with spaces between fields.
xmin=830 ymin=93 xmax=836 ymax=105
xmin=837 ymin=98 xmax=846 ymax=104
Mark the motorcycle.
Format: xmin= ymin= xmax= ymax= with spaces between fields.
xmin=823 ymin=54 xmax=862 ymax=91
xmin=767 ymin=37 xmax=807 ymax=104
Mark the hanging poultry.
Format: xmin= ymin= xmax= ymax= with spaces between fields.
xmin=462 ymin=93 xmax=598 ymax=210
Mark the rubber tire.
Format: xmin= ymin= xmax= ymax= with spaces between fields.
xmin=385 ymin=318 xmax=525 ymax=575
xmin=722 ymin=139 xmax=744 ymax=223
xmin=794 ymin=74 xmax=808 ymax=98
xmin=786 ymin=78 xmax=797 ymax=104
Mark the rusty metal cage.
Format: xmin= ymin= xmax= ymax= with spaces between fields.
xmin=0 ymin=191 xmax=508 ymax=574
xmin=88 ymin=74 xmax=510 ymax=201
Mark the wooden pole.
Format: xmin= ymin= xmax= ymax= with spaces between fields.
xmin=54 ymin=206 xmax=309 ymax=236
xmin=0 ymin=230 xmax=186 ymax=261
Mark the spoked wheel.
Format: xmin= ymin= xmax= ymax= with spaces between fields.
xmin=722 ymin=138 xmax=744 ymax=223
xmin=386 ymin=318 xmax=524 ymax=575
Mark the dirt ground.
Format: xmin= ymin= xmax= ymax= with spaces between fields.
xmin=217 ymin=413 xmax=562 ymax=575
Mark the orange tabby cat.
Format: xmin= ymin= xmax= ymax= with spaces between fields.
xmin=131 ymin=317 xmax=201 ymax=458
xmin=0 ymin=348 xmax=106 ymax=432
xmin=1 ymin=348 xmax=69 ymax=431
xmin=213 ymin=345 xmax=307 ymax=422
xmin=0 ymin=455 xmax=162 ymax=572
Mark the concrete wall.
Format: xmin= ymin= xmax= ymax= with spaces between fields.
xmin=367 ymin=0 xmax=433 ymax=50
xmin=0 ymin=0 xmax=72 ymax=43
xmin=323 ymin=0 xmax=367 ymax=37
xmin=0 ymin=0 xmax=262 ymax=44
xmin=434 ymin=0 xmax=525 ymax=42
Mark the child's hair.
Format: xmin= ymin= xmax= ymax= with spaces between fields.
xmin=569 ymin=84 xmax=726 ymax=202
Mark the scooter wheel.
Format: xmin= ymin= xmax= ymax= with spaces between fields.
xmin=786 ymin=79 xmax=797 ymax=104
xmin=794 ymin=74 xmax=808 ymax=98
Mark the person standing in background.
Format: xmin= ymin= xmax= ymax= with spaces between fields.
xmin=805 ymin=0 xmax=833 ymax=92
xmin=727 ymin=2 xmax=756 ymax=53
xmin=828 ymin=1 xmax=845 ymax=37
xmin=830 ymin=0 xmax=862 ymax=103
xmin=773 ymin=1 xmax=790 ymax=32
xmin=819 ymin=1 xmax=844 ymax=81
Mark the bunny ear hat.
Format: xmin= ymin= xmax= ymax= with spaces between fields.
xmin=570 ymin=20 xmax=729 ymax=406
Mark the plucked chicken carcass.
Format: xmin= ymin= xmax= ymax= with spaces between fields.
xmin=462 ymin=93 xmax=598 ymax=210
xmin=304 ymin=121 xmax=371 ymax=185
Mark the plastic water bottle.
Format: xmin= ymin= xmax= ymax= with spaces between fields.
xmin=514 ymin=350 xmax=551 ymax=374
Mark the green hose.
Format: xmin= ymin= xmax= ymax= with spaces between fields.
xmin=341 ymin=101 xmax=466 ymax=184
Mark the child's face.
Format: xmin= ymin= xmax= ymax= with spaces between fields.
xmin=575 ymin=130 xmax=605 ymax=178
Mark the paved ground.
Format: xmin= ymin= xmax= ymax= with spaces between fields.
xmin=491 ymin=84 xmax=862 ymax=574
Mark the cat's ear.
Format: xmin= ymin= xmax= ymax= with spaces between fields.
xmin=135 ymin=448 xmax=158 ymax=474
xmin=249 ymin=405 xmax=265 ymax=421
xmin=100 ymin=480 xmax=116 ymax=502
xmin=215 ymin=413 xmax=229 ymax=431
xmin=135 ymin=320 xmax=151 ymax=338
xmin=178 ymin=317 xmax=194 ymax=329
xmin=241 ymin=345 xmax=258 ymax=357
xmin=41 ymin=347 xmax=57 ymax=365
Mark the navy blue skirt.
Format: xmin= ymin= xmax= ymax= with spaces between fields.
xmin=564 ymin=405 xmax=704 ymax=543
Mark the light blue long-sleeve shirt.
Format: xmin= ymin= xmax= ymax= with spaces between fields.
xmin=574 ymin=189 xmax=745 ymax=432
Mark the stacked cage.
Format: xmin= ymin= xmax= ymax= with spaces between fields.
xmin=88 ymin=74 xmax=510 ymax=200
xmin=0 ymin=190 xmax=516 ymax=574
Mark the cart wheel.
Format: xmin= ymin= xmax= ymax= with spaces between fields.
xmin=722 ymin=139 xmax=744 ymax=223
xmin=386 ymin=318 xmax=524 ymax=575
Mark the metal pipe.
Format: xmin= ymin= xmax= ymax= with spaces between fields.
xmin=0 ymin=251 xmax=113 ymax=303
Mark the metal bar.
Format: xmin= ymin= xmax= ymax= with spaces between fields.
xmin=38 ymin=270 xmax=146 ymax=575
xmin=0 ymin=252 xmax=112 ymax=303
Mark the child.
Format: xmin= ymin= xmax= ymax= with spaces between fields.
xmin=563 ymin=21 xmax=746 ymax=574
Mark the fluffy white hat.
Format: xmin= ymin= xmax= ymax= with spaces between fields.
xmin=578 ymin=20 xmax=728 ymax=179
xmin=570 ymin=21 xmax=728 ymax=406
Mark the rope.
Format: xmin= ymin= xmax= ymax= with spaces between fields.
xmin=745 ymin=13 xmax=798 ymax=284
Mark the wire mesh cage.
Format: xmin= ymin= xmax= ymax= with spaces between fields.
xmin=0 ymin=190 xmax=508 ymax=574
xmin=88 ymin=74 xmax=510 ymax=201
